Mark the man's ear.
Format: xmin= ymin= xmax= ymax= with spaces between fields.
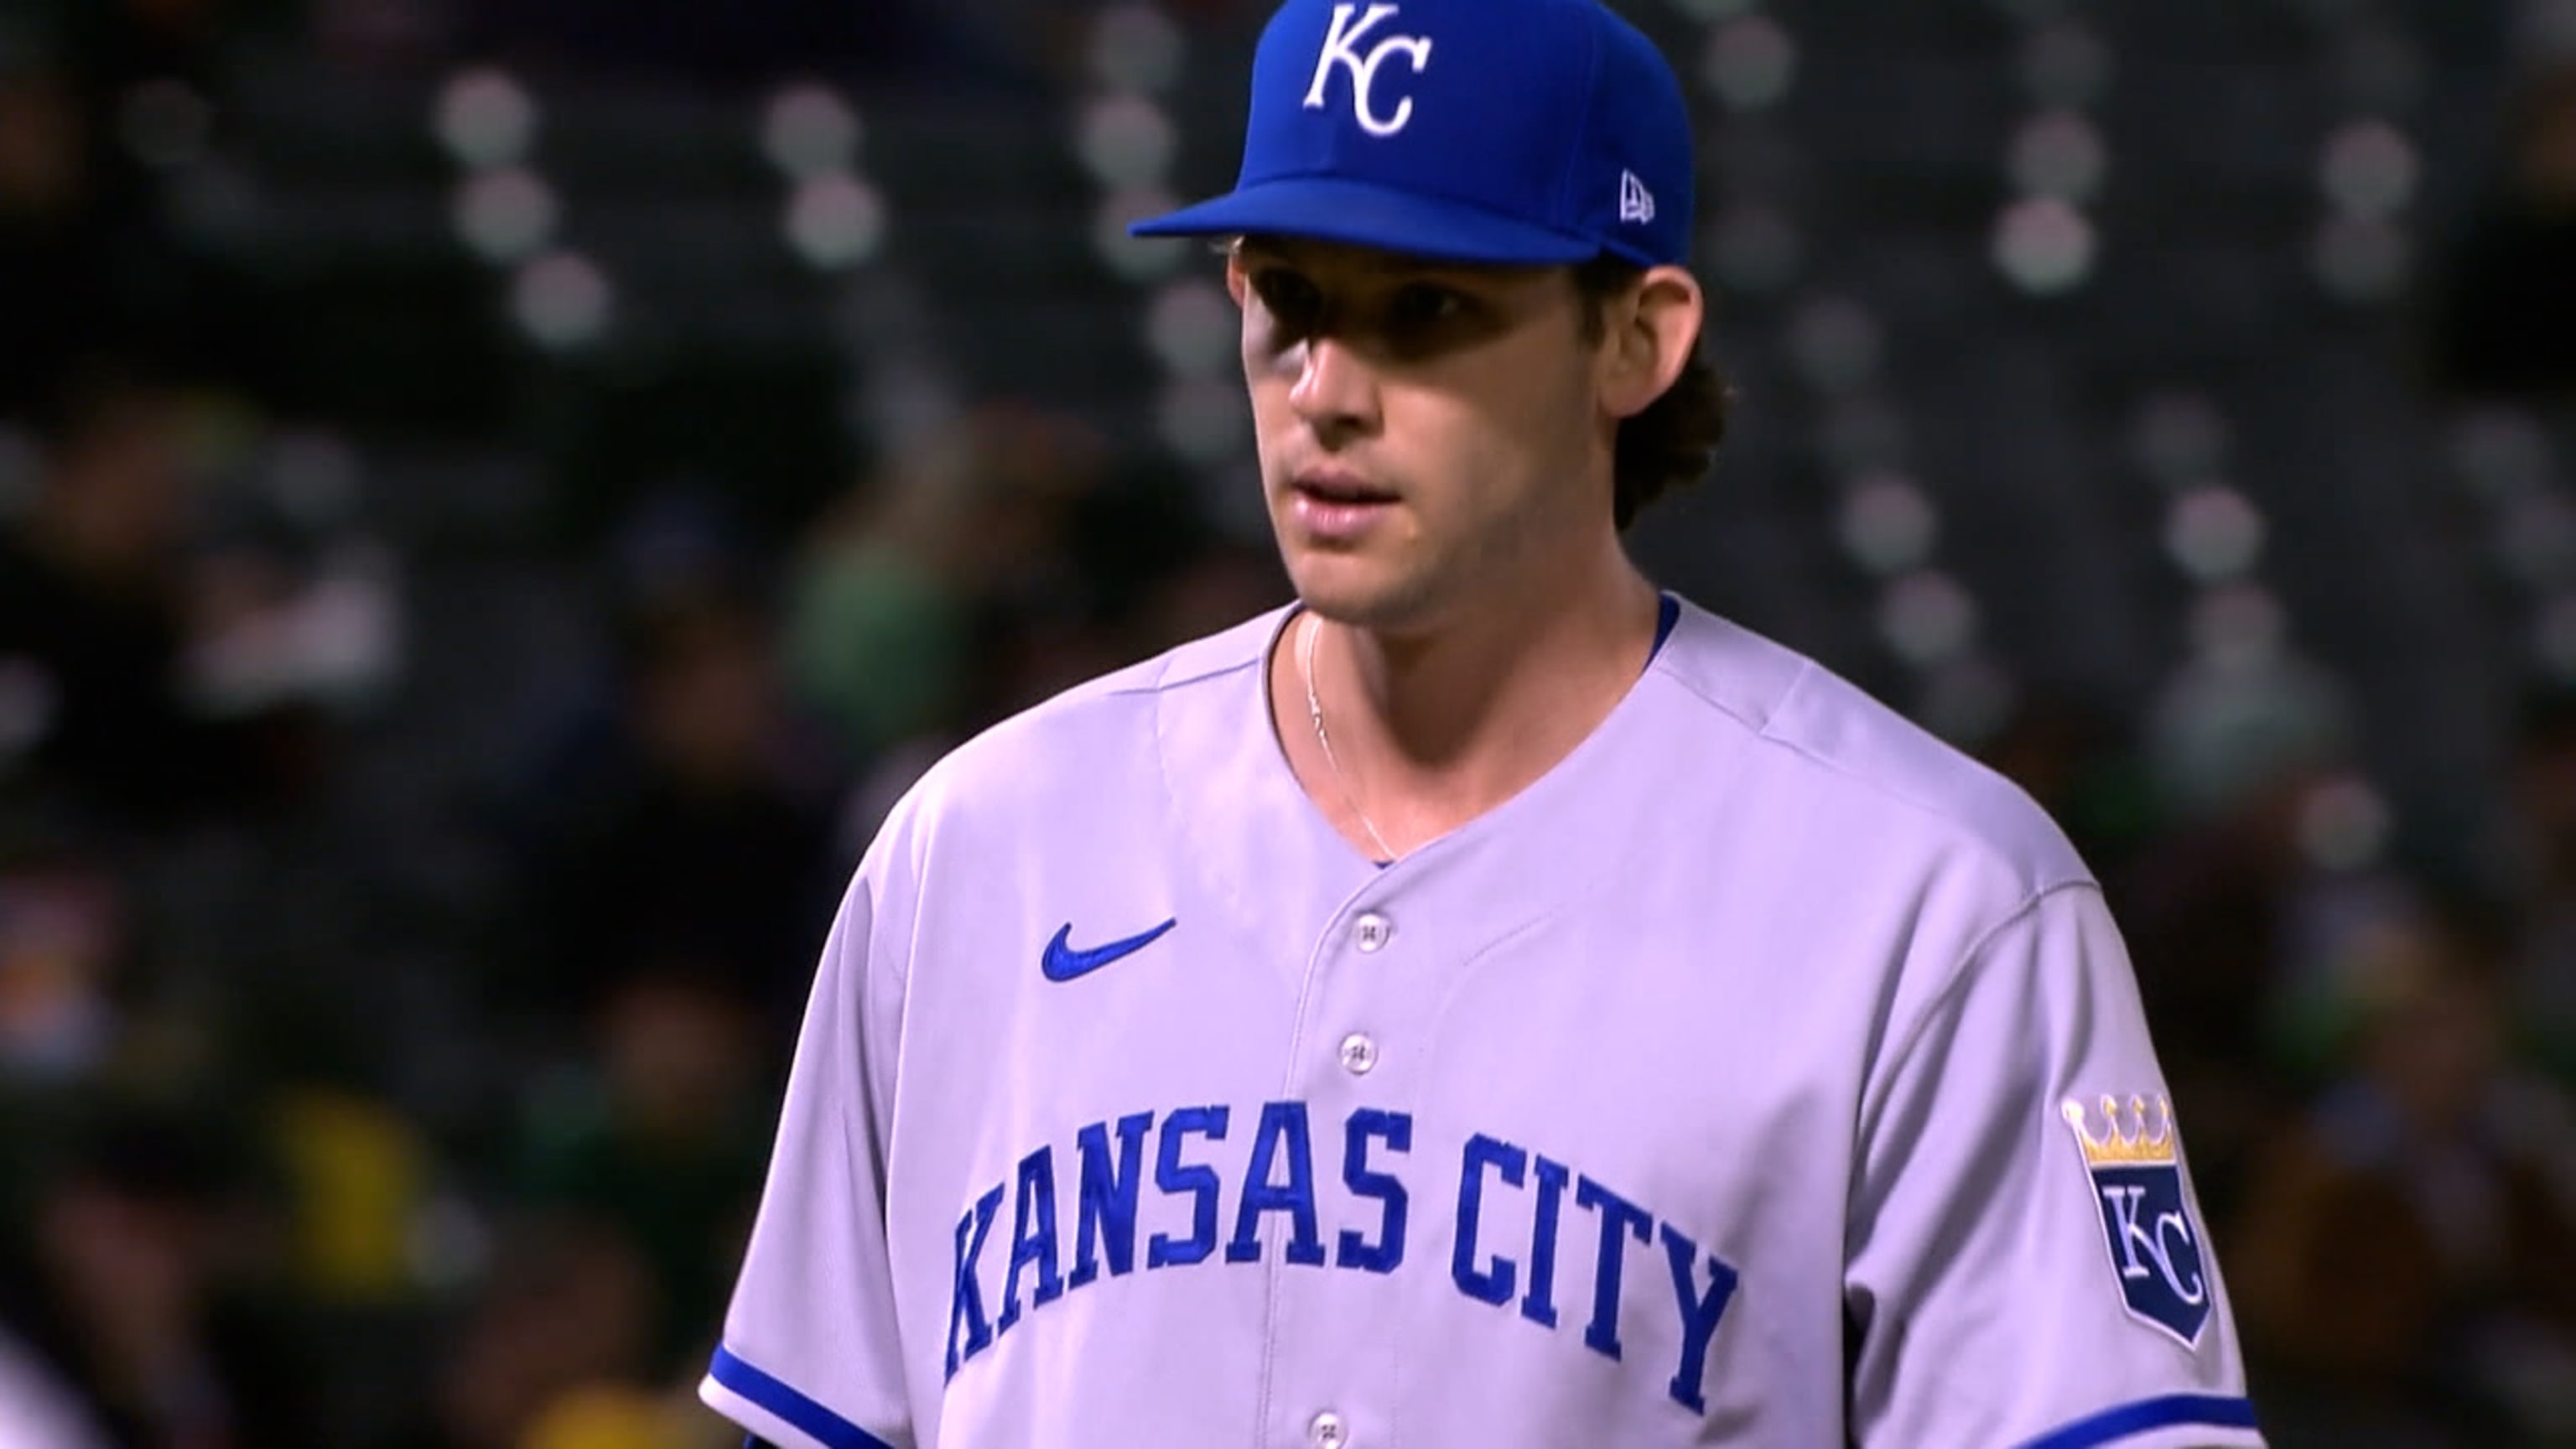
xmin=1599 ymin=265 xmax=1705 ymax=420
xmin=1225 ymin=242 xmax=1249 ymax=306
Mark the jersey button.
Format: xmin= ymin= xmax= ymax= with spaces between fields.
xmin=1337 ymin=1033 xmax=1379 ymax=1076
xmin=1353 ymin=912 xmax=1393 ymax=953
xmin=1308 ymin=1410 xmax=1349 ymax=1449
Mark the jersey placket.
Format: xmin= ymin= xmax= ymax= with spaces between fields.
xmin=1252 ymin=883 xmax=1437 ymax=1449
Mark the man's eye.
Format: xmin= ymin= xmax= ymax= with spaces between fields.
xmin=1252 ymin=270 xmax=1324 ymax=334
xmin=1388 ymin=283 xmax=1467 ymax=332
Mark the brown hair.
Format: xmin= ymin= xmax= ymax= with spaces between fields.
xmin=1572 ymin=256 xmax=1731 ymax=531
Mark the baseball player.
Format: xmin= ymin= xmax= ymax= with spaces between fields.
xmin=701 ymin=0 xmax=2268 ymax=1445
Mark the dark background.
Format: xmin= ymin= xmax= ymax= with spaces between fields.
xmin=4 ymin=0 xmax=2576 ymax=1443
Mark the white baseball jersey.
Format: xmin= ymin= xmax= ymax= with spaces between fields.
xmin=702 ymin=597 xmax=2266 ymax=1449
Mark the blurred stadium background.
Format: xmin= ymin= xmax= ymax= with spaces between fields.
xmin=3 ymin=0 xmax=2576 ymax=1443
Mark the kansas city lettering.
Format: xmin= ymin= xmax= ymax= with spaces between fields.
xmin=945 ymin=1104 xmax=1740 ymax=1415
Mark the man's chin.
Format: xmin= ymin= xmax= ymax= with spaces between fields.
xmin=1287 ymin=565 xmax=1446 ymax=636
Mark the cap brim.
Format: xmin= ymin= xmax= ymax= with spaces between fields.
xmin=1130 ymin=176 xmax=1598 ymax=266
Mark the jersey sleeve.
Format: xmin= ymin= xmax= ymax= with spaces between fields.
xmin=1844 ymin=883 xmax=2267 ymax=1449
xmin=699 ymin=863 xmax=913 ymax=1449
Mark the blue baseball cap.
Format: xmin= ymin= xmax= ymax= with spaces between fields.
xmin=1130 ymin=0 xmax=1696 ymax=267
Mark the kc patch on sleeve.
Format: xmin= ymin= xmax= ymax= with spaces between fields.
xmin=2059 ymin=1094 xmax=2212 ymax=1347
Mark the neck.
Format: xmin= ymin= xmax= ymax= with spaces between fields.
xmin=1283 ymin=542 xmax=1660 ymax=855
xmin=1354 ymin=567 xmax=1656 ymax=765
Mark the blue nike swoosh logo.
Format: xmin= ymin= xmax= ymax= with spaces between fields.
xmin=1041 ymin=919 xmax=1177 ymax=983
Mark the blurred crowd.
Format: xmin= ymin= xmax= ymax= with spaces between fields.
xmin=3 ymin=0 xmax=2576 ymax=1446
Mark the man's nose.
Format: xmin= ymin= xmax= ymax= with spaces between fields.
xmin=1290 ymin=335 xmax=1381 ymax=436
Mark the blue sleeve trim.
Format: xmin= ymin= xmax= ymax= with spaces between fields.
xmin=708 ymin=1346 xmax=897 ymax=1449
xmin=2015 ymin=1393 xmax=2262 ymax=1449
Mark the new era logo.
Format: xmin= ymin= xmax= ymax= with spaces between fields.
xmin=1619 ymin=170 xmax=1656 ymax=225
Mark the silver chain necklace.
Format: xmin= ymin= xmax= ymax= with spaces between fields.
xmin=1297 ymin=610 xmax=1399 ymax=862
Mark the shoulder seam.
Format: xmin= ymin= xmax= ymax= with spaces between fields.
xmin=1654 ymin=657 xmax=2077 ymax=880
xmin=1642 ymin=647 xmax=1804 ymax=741
xmin=1118 ymin=647 xmax=1259 ymax=696
xmin=1067 ymin=617 xmax=1280 ymax=704
xmin=1855 ymin=878 xmax=2103 ymax=1143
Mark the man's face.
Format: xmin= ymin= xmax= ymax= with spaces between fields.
xmin=1231 ymin=237 xmax=1614 ymax=632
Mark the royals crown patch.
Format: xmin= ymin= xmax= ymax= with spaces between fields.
xmin=2059 ymin=1094 xmax=2212 ymax=1347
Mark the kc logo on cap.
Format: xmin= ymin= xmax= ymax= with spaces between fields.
xmin=1131 ymin=0 xmax=1697 ymax=268
xmin=1303 ymin=3 xmax=1436 ymax=138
